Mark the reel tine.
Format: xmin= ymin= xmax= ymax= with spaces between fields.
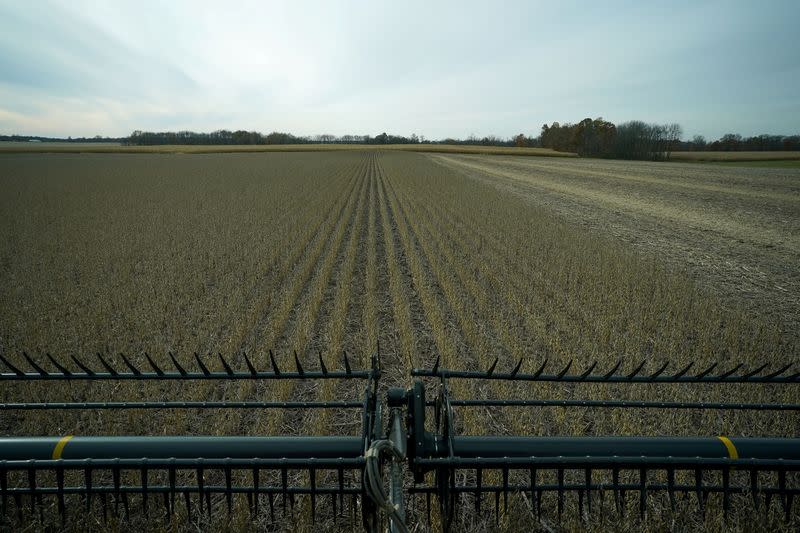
xmin=169 ymin=352 xmax=187 ymax=376
xmin=532 ymin=358 xmax=548 ymax=379
xmin=750 ymin=470 xmax=760 ymax=510
xmin=639 ymin=467 xmax=647 ymax=519
xmin=22 ymin=352 xmax=48 ymax=376
xmin=270 ymin=350 xmax=281 ymax=376
xmin=46 ymin=353 xmax=72 ymax=375
xmin=194 ymin=353 xmax=210 ymax=376
xmin=123 ymin=492 xmax=130 ymax=520
xmin=1 ymin=465 xmax=7 ymax=516
xmin=310 ymin=468 xmax=316 ymax=523
xmin=765 ymin=362 xmax=793 ymax=379
xmin=695 ymin=362 xmax=718 ymax=380
xmin=557 ymin=468 xmax=564 ymax=519
xmin=603 ymin=359 xmax=622 ymax=380
xmin=141 ymin=465 xmax=148 ymax=515
xmin=743 ymin=363 xmax=768 ymax=379
xmin=338 ymin=466 xmax=345 ymax=515
xmin=281 ymin=467 xmax=288 ymax=514
xmin=318 ymin=351 xmax=328 ymax=376
xmin=243 ymin=353 xmax=257 ymax=376
xmin=0 ymin=354 xmax=24 ymax=376
xmin=509 ymin=358 xmax=523 ymax=378
xmin=120 ymin=353 xmax=141 ymax=375
xmin=97 ymin=353 xmax=117 ymax=376
xmin=648 ymin=361 xmax=669 ymax=380
xmin=219 ymin=353 xmax=234 ymax=376
xmin=486 ymin=357 xmax=498 ymax=376
xmin=85 ymin=466 xmax=93 ymax=513
xmin=224 ymin=463 xmax=233 ymax=514
xmin=101 ymin=493 xmax=108 ymax=523
xmin=70 ymin=355 xmax=95 ymax=375
xmin=672 ymin=362 xmax=694 ymax=379
xmin=529 ymin=468 xmax=537 ymax=517
xmin=144 ymin=353 xmax=164 ymax=375
xmin=342 ymin=351 xmax=351 ymax=375
xmin=183 ymin=490 xmax=191 ymax=520
xmin=56 ymin=464 xmax=65 ymax=522
xmin=718 ymin=363 xmax=743 ymax=380
xmin=579 ymin=361 xmax=597 ymax=380
xmin=778 ymin=469 xmax=788 ymax=520
xmin=627 ymin=360 xmax=646 ymax=380
xmin=612 ymin=467 xmax=622 ymax=515
xmin=113 ymin=461 xmax=121 ymax=515
xmin=694 ymin=468 xmax=704 ymax=515
xmin=585 ymin=468 xmax=592 ymax=515
xmin=252 ymin=467 xmax=260 ymax=517
xmin=293 ymin=351 xmax=304 ymax=375
xmin=27 ymin=466 xmax=36 ymax=517
xmin=169 ymin=461 xmax=177 ymax=514
xmin=268 ymin=492 xmax=275 ymax=522
xmin=556 ymin=360 xmax=573 ymax=379
xmin=432 ymin=355 xmax=440 ymax=374
xmin=502 ymin=466 xmax=509 ymax=512
xmin=667 ymin=468 xmax=676 ymax=510
xmin=475 ymin=468 xmax=482 ymax=514
xmin=196 ymin=467 xmax=205 ymax=514
xmin=722 ymin=466 xmax=730 ymax=519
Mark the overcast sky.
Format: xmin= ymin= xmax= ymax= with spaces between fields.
xmin=1 ymin=0 xmax=798 ymax=140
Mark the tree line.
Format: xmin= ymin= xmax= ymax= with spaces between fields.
xmin=124 ymin=130 xmax=429 ymax=146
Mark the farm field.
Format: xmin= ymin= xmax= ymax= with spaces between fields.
xmin=0 ymin=151 xmax=798 ymax=531
xmin=671 ymin=151 xmax=800 ymax=162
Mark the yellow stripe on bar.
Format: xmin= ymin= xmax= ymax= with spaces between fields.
xmin=718 ymin=436 xmax=739 ymax=459
xmin=52 ymin=435 xmax=73 ymax=460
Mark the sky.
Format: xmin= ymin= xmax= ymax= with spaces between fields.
xmin=0 ymin=0 xmax=798 ymax=140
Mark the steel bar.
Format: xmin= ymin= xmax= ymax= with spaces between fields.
xmin=411 ymin=361 xmax=799 ymax=383
xmin=0 ymin=457 xmax=365 ymax=469
xmin=437 ymin=398 xmax=800 ymax=411
xmin=0 ymin=370 xmax=369 ymax=381
xmin=1 ymin=486 xmax=363 ymax=496
xmin=0 ymin=436 xmax=364 ymax=461
xmin=409 ymin=484 xmax=800 ymax=496
xmin=447 ymin=436 xmax=800 ymax=460
xmin=0 ymin=401 xmax=363 ymax=410
xmin=414 ymin=457 xmax=800 ymax=468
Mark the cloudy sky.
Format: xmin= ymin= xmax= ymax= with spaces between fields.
xmin=1 ymin=0 xmax=798 ymax=140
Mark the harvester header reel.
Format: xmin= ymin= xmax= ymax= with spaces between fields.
xmin=1 ymin=352 xmax=799 ymax=531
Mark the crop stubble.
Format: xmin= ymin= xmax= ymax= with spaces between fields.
xmin=0 ymin=151 xmax=798 ymax=531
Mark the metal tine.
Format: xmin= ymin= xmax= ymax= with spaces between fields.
xmin=765 ymin=362 xmax=794 ymax=379
xmin=509 ymin=359 xmax=523 ymax=378
xmin=196 ymin=467 xmax=205 ymax=514
xmin=502 ymin=466 xmax=509 ymax=512
xmin=85 ymin=466 xmax=93 ymax=512
xmin=639 ymin=468 xmax=647 ymax=519
xmin=426 ymin=492 xmax=431 ymax=524
xmin=718 ymin=363 xmax=743 ymax=380
xmin=557 ymin=468 xmax=564 ymax=518
xmin=183 ymin=491 xmax=191 ymax=521
xmin=338 ymin=466 xmax=345 ymax=515
xmin=169 ymin=352 xmax=187 ymax=376
xmin=270 ymin=350 xmax=281 ymax=376
xmin=22 ymin=352 xmax=48 ymax=376
xmin=475 ymin=468 xmax=482 ymax=514
xmin=556 ymin=360 xmax=573 ymax=379
xmin=778 ymin=469 xmax=788 ymax=520
xmin=218 ymin=353 xmax=234 ymax=376
xmin=532 ymin=359 xmax=548 ymax=379
xmin=612 ymin=467 xmax=622 ymax=515
xmin=742 ymin=363 xmax=768 ymax=379
xmin=1 ymin=466 xmax=7 ymax=516
xmin=281 ymin=467 xmax=288 ymax=514
xmin=252 ymin=468 xmax=259 ymax=517
xmin=585 ymin=468 xmax=592 ymax=515
xmin=331 ymin=493 xmax=336 ymax=521
xmin=318 ymin=351 xmax=328 ymax=376
xmin=97 ymin=353 xmax=118 ymax=376
xmin=603 ymin=360 xmax=622 ymax=380
xmin=27 ymin=467 xmax=36 ymax=517
xmin=750 ymin=470 xmax=760 ymax=510
xmin=694 ymin=468 xmax=704 ymax=514
xmin=56 ymin=465 xmax=65 ymax=522
xmin=46 ymin=353 xmax=72 ymax=376
xmin=113 ymin=462 xmax=121 ymax=515
xmin=294 ymin=351 xmax=304 ymax=376
xmin=431 ymin=355 xmax=440 ymax=374
xmin=627 ymin=360 xmax=646 ymax=380
xmin=71 ymin=354 xmax=95 ymax=375
xmin=169 ymin=462 xmax=177 ymax=514
xmin=672 ymin=362 xmax=694 ymax=380
xmin=579 ymin=361 xmax=598 ymax=380
xmin=144 ymin=353 xmax=164 ymax=376
xmin=0 ymin=354 xmax=24 ymax=375
xmin=123 ymin=492 xmax=130 ymax=520
xmin=161 ymin=492 xmax=168 ymax=521
xmin=14 ymin=494 xmax=22 ymax=524
xmin=486 ymin=357 xmax=498 ymax=376
xmin=243 ymin=353 xmax=257 ymax=376
xmin=101 ymin=493 xmax=108 ymax=524
xmin=343 ymin=351 xmax=351 ymax=375
xmin=268 ymin=492 xmax=275 ymax=522
xmin=529 ymin=468 xmax=537 ymax=517
xmin=310 ymin=468 xmax=316 ymax=523
xmin=194 ymin=353 xmax=211 ymax=376
xmin=120 ymin=354 xmax=141 ymax=375
xmin=667 ymin=468 xmax=676 ymax=510
xmin=694 ymin=362 xmax=718 ymax=380
xmin=648 ymin=361 xmax=669 ymax=380
xmin=141 ymin=465 xmax=148 ymax=515
xmin=722 ymin=466 xmax=730 ymax=519
xmin=494 ymin=490 xmax=499 ymax=524
xmin=225 ymin=463 xmax=233 ymax=514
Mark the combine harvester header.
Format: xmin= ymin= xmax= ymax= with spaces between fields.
xmin=0 ymin=352 xmax=798 ymax=531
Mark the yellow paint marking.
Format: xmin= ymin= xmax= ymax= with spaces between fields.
xmin=52 ymin=435 xmax=73 ymax=459
xmin=718 ymin=436 xmax=739 ymax=459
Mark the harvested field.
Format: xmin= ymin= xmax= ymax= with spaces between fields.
xmin=0 ymin=151 xmax=798 ymax=531
xmin=672 ymin=151 xmax=800 ymax=162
